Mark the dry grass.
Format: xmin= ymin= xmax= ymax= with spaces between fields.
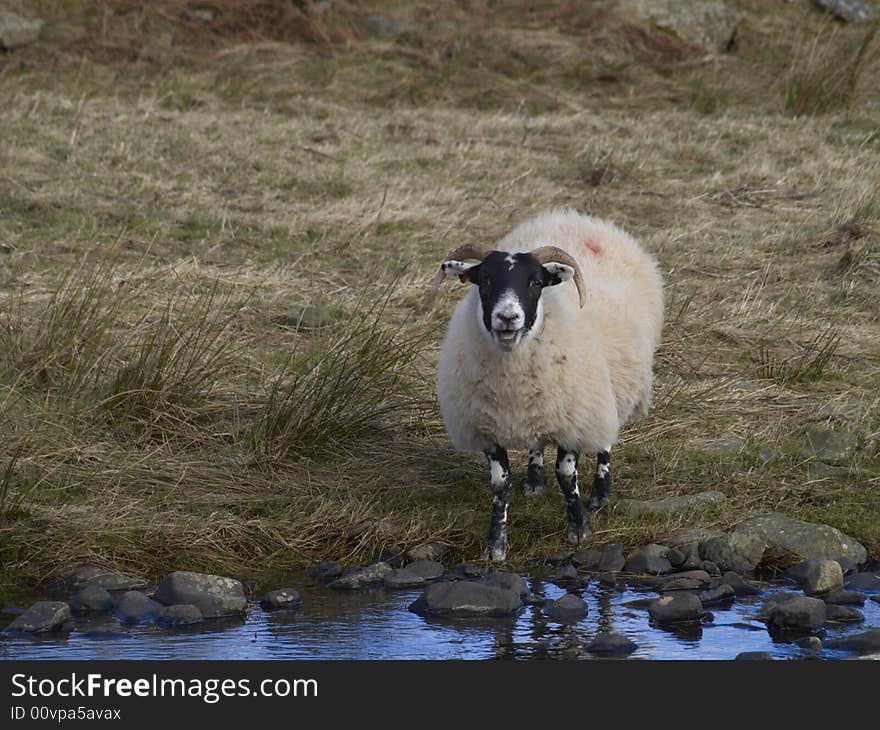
xmin=1 ymin=1 xmax=879 ymax=599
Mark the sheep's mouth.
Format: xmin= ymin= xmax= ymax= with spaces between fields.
xmin=493 ymin=327 xmax=524 ymax=345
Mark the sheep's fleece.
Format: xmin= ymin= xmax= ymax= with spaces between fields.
xmin=436 ymin=208 xmax=664 ymax=455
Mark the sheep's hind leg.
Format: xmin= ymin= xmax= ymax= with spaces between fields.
xmin=555 ymin=448 xmax=589 ymax=545
xmin=483 ymin=446 xmax=512 ymax=562
xmin=588 ymin=450 xmax=611 ymax=512
xmin=524 ymin=449 xmax=546 ymax=496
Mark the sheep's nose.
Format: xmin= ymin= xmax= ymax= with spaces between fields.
xmin=497 ymin=312 xmax=518 ymax=325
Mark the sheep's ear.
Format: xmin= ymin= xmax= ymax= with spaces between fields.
xmin=541 ymin=262 xmax=575 ymax=286
xmin=440 ymin=260 xmax=481 ymax=284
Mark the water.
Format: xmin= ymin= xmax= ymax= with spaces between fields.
xmin=3 ymin=575 xmax=878 ymax=660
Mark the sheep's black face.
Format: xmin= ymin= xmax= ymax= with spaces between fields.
xmin=441 ymin=251 xmax=574 ymax=350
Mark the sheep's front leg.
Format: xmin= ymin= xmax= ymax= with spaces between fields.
xmin=524 ymin=449 xmax=546 ymax=496
xmin=483 ymin=445 xmax=511 ymax=562
xmin=556 ymin=447 xmax=589 ymax=545
xmin=587 ymin=449 xmax=611 ymax=512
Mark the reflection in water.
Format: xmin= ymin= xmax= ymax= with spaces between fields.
xmin=2 ymin=578 xmax=878 ymax=660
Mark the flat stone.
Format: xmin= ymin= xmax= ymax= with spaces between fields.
xmin=796 ymin=636 xmax=823 ymax=651
xmin=822 ymin=590 xmax=865 ymax=605
xmin=619 ymin=491 xmax=727 ymax=517
xmin=845 ymin=571 xmax=880 ymax=591
xmin=735 ymin=651 xmax=773 ymax=660
xmin=699 ymin=531 xmax=766 ymax=573
xmin=405 ymin=560 xmax=445 ymax=581
xmin=308 ymin=561 xmax=342 ymax=581
xmin=55 ymin=564 xmax=149 ymax=594
xmin=154 ymin=571 xmax=247 ymax=617
xmin=587 ymin=632 xmax=638 ymax=655
xmin=598 ymin=544 xmax=625 ymax=572
xmin=803 ymin=430 xmax=859 ymax=461
xmin=260 ymin=588 xmax=302 ymax=611
xmin=70 ymin=586 xmax=115 ymax=614
xmin=480 ymin=572 xmax=530 ymax=597
xmin=731 ymin=512 xmax=867 ymax=566
xmin=825 ymin=605 xmax=864 ymax=623
xmin=114 ymin=591 xmax=164 ymax=624
xmin=815 ymin=0 xmax=876 ymax=24
xmin=571 ymin=548 xmax=602 ymax=569
xmin=4 ymin=601 xmax=72 ymax=634
xmin=328 ymin=562 xmax=393 ymax=590
xmin=406 ymin=543 xmax=448 ymax=562
xmin=548 ymin=593 xmax=588 ymax=621
xmin=625 ymin=544 xmax=673 ymax=575
xmin=721 ymin=571 xmax=761 ymax=596
xmin=453 ymin=562 xmax=484 ymax=579
xmin=766 ymin=596 xmax=826 ymax=631
xmin=807 ymin=462 xmax=868 ymax=477
xmin=383 ymin=569 xmax=426 ymax=589
xmin=660 ymin=577 xmax=705 ymax=592
xmin=0 ymin=11 xmax=43 ymax=49
xmin=824 ymin=629 xmax=880 ymax=654
xmin=699 ymin=583 xmax=735 ymax=606
xmin=661 ymin=527 xmax=723 ymax=548
xmin=666 ymin=548 xmax=686 ymax=568
xmin=648 ymin=593 xmax=703 ymax=623
xmin=598 ymin=573 xmax=618 ymax=588
xmin=156 ymin=604 xmax=203 ymax=626
xmin=689 ymin=436 xmax=745 ymax=455
xmin=541 ymin=551 xmax=573 ymax=566
xmin=700 ymin=560 xmax=721 ymax=576
xmin=552 ymin=565 xmax=579 ymax=584
xmin=409 ymin=582 xmax=522 ymax=618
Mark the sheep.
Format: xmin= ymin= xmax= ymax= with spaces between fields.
xmin=433 ymin=208 xmax=663 ymax=561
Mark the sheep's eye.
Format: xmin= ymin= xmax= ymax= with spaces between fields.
xmin=530 ymin=280 xmax=542 ymax=290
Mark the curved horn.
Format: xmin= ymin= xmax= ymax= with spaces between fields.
xmin=530 ymin=245 xmax=586 ymax=308
xmin=430 ymin=243 xmax=492 ymax=288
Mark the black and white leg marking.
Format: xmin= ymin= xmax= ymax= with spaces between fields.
xmin=555 ymin=447 xmax=589 ymax=545
xmin=524 ymin=449 xmax=546 ymax=496
xmin=483 ymin=445 xmax=512 ymax=562
xmin=588 ymin=449 xmax=612 ymax=512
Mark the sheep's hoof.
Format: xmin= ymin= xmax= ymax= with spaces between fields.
xmin=587 ymin=494 xmax=609 ymax=512
xmin=566 ymin=519 xmax=590 ymax=546
xmin=482 ymin=541 xmax=508 ymax=563
xmin=523 ymin=483 xmax=545 ymax=497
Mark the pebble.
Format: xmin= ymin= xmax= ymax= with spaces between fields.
xmin=721 ymin=571 xmax=761 ymax=596
xmin=405 ymin=560 xmax=445 ymax=581
xmin=309 ymin=561 xmax=342 ymax=581
xmin=548 ymin=593 xmax=588 ymax=621
xmin=597 ymin=544 xmax=625 ymax=572
xmin=260 ymin=588 xmax=302 ymax=611
xmin=4 ymin=601 xmax=72 ymax=634
xmin=114 ymin=592 xmax=164 ymax=624
xmin=648 ymin=594 xmax=703 ymax=623
xmin=845 ymin=572 xmax=880 ymax=592
xmin=70 ymin=586 xmax=114 ymax=614
xmin=406 ymin=543 xmax=448 ymax=562
xmin=624 ymin=544 xmax=673 ymax=575
xmin=822 ymin=589 xmax=865 ymax=606
xmin=571 ymin=548 xmax=602 ymax=570
xmin=801 ymin=559 xmax=844 ymax=595
xmin=766 ymin=596 xmax=826 ymax=632
xmin=796 ymin=636 xmax=823 ymax=652
xmin=824 ymin=605 xmax=864 ymax=624
xmin=824 ymin=629 xmax=880 ymax=654
xmin=452 ymin=562 xmax=484 ymax=579
xmin=587 ymin=632 xmax=637 ymax=656
xmin=383 ymin=569 xmax=426 ymax=589
xmin=328 ymin=562 xmax=392 ymax=591
xmin=409 ymin=582 xmax=522 ymax=618
xmin=698 ymin=583 xmax=735 ymax=606
xmin=154 ymin=571 xmax=247 ymax=617
xmin=735 ymin=651 xmax=773 ymax=660
xmin=156 ymin=604 xmax=203 ymax=626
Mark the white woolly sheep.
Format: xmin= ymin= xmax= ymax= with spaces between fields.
xmin=433 ymin=208 xmax=664 ymax=561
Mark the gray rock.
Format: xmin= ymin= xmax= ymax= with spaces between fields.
xmin=735 ymin=651 xmax=773 ymax=660
xmin=766 ymin=596 xmax=826 ymax=631
xmin=480 ymin=571 xmax=530 ymax=597
xmin=0 ymin=12 xmax=43 ymax=49
xmin=648 ymin=593 xmax=703 ymax=623
xmin=541 ymin=551 xmax=573 ymax=566
xmin=260 ymin=588 xmax=302 ymax=611
xmin=807 ymin=462 xmax=868 ymax=477
xmin=409 ymin=582 xmax=522 ymax=618
xmin=383 ymin=569 xmax=426 ymax=589
xmin=758 ymin=591 xmax=801 ymax=617
xmin=815 ymin=0 xmax=876 ymax=24
xmin=328 ymin=562 xmax=393 ymax=590
xmin=309 ymin=560 xmax=342 ymax=581
xmin=598 ymin=573 xmax=618 ymax=588
xmin=845 ymin=571 xmax=880 ymax=591
xmin=453 ymin=562 xmax=484 ymax=579
xmin=625 ymin=544 xmax=673 ymax=575
xmin=871 ymin=595 xmax=880 ymax=606
xmin=700 ymin=530 xmax=766 ymax=573
xmin=825 ymin=605 xmax=863 ymax=623
xmin=803 ymin=430 xmax=859 ymax=461
xmin=406 ymin=543 xmax=448 ymax=562
xmin=759 ymin=448 xmax=777 ymax=463
xmin=70 ymin=586 xmax=114 ymax=614
xmin=157 ymin=604 xmax=203 ymax=626
xmin=801 ymin=559 xmax=844 ymax=595
xmin=660 ymin=577 xmax=706 ymax=592
xmin=699 ymin=583 xmax=735 ymax=606
xmin=619 ymin=491 xmax=727 ymax=517
xmin=4 ymin=601 xmax=72 ymax=634
xmin=721 ymin=571 xmax=761 ymax=596
xmin=587 ymin=632 xmax=638 ymax=655
xmin=406 ymin=559 xmax=445 ymax=581
xmin=689 ymin=435 xmax=745 ymax=455
xmin=824 ymin=629 xmax=880 ymax=654
xmin=666 ymin=547 xmax=687 ymax=568
xmin=272 ymin=305 xmax=332 ymax=330
xmin=552 ymin=565 xmax=579 ymax=584
xmin=731 ymin=513 xmax=867 ymax=566
xmin=677 ymin=542 xmax=703 ymax=570
xmin=56 ymin=564 xmax=149 ymax=594
xmin=661 ymin=527 xmax=723 ymax=549
xmin=362 ymin=13 xmax=402 ymax=39
xmin=114 ymin=591 xmax=164 ymax=624
xmin=571 ymin=548 xmax=602 ymax=569
xmin=154 ymin=571 xmax=247 ymax=617
xmin=796 ymin=636 xmax=823 ymax=651
xmin=822 ymin=589 xmax=865 ymax=605
xmin=700 ymin=560 xmax=722 ymax=576
xmin=548 ymin=593 xmax=588 ymax=621
xmin=378 ymin=546 xmax=405 ymax=568
xmin=598 ymin=543 xmax=625 ymax=572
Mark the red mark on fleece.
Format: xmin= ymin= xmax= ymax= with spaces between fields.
xmin=582 ymin=238 xmax=602 ymax=256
